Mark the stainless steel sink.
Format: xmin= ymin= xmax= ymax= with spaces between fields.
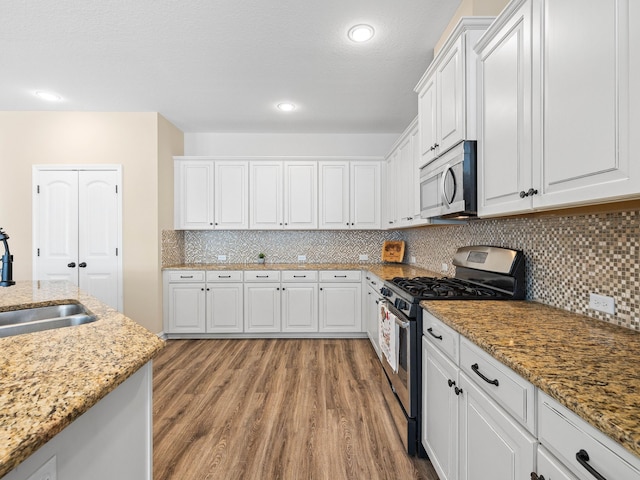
xmin=0 ymin=303 xmax=97 ymax=338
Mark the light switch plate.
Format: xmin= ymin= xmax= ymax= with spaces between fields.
xmin=297 ymin=255 xmax=307 ymax=262
xmin=217 ymin=254 xmax=227 ymax=261
xmin=589 ymin=293 xmax=615 ymax=315
xmin=359 ymin=254 xmax=368 ymax=261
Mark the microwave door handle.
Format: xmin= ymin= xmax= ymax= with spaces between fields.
xmin=440 ymin=164 xmax=456 ymax=206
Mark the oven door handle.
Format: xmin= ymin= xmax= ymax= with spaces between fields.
xmin=394 ymin=317 xmax=410 ymax=329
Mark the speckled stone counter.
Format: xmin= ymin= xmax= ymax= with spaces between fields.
xmin=163 ymin=262 xmax=439 ymax=280
xmin=420 ymin=300 xmax=640 ymax=458
xmin=0 ymin=281 xmax=165 ymax=478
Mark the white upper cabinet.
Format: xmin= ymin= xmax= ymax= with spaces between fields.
xmin=415 ymin=17 xmax=494 ymax=167
xmin=476 ymin=0 xmax=534 ymax=217
xmin=318 ymin=160 xmax=382 ymax=230
xmin=319 ymin=161 xmax=350 ymax=229
xmin=477 ymin=0 xmax=640 ymax=217
xmin=350 ymin=161 xmax=381 ymax=229
xmin=249 ymin=161 xmax=283 ymax=229
xmin=174 ymin=160 xmax=215 ymax=229
xmin=384 ymin=118 xmax=426 ymax=229
xmin=283 ymin=161 xmax=317 ymax=229
xmin=214 ymin=161 xmax=248 ymax=229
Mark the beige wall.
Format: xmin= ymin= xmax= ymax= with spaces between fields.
xmin=434 ymin=0 xmax=509 ymax=54
xmin=0 ymin=111 xmax=184 ymax=333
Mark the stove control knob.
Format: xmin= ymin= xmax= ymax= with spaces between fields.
xmin=395 ymin=299 xmax=408 ymax=310
xmin=380 ymin=287 xmax=391 ymax=297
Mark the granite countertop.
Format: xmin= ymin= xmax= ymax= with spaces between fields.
xmin=0 ymin=281 xmax=165 ymax=478
xmin=163 ymin=262 xmax=439 ymax=281
xmin=421 ymin=300 xmax=640 ymax=458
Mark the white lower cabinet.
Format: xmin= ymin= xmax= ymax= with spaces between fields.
xmin=319 ymin=271 xmax=362 ymax=333
xmin=537 ymin=390 xmax=640 ymax=480
xmin=244 ymin=283 xmax=281 ymax=333
xmin=281 ymin=283 xmax=318 ymax=333
xmin=534 ymin=446 xmax=578 ymax=480
xmin=206 ymin=283 xmax=243 ymax=333
xmin=167 ymin=282 xmax=207 ymax=333
xmin=458 ymin=371 xmax=536 ymax=480
xmin=422 ymin=337 xmax=459 ymax=480
xmin=422 ymin=310 xmax=535 ymax=480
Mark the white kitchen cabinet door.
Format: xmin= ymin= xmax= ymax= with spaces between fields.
xmin=384 ymin=156 xmax=397 ymax=229
xmin=397 ymin=135 xmax=415 ymax=226
xmin=244 ymin=283 xmax=281 ymax=332
xmin=249 ymin=162 xmax=283 ymax=230
xmin=318 ymin=161 xmax=350 ymax=230
xmin=34 ymin=168 xmax=121 ymax=311
xmin=174 ymin=160 xmax=214 ymax=229
xmin=284 ymin=161 xmax=317 ymax=229
xmin=459 ymin=371 xmax=536 ymax=480
xmin=214 ymin=161 xmax=248 ymax=229
xmin=318 ymin=283 xmax=362 ymax=332
xmin=535 ymin=0 xmax=639 ymax=208
xmin=206 ymin=283 xmax=243 ymax=333
xmin=281 ymin=283 xmax=318 ymax=332
xmin=423 ymin=338 xmax=459 ymax=480
xmin=418 ymin=76 xmax=438 ymax=165
xmin=477 ymin=0 xmax=534 ymax=217
xmin=167 ymin=283 xmax=207 ymax=333
xmin=436 ymin=35 xmax=465 ymax=156
xmin=350 ymin=162 xmax=380 ymax=230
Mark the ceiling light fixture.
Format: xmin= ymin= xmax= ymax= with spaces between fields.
xmin=35 ymin=91 xmax=62 ymax=101
xmin=348 ymin=24 xmax=375 ymax=43
xmin=277 ymin=102 xmax=296 ymax=112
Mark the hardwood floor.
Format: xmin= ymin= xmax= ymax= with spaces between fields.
xmin=153 ymin=339 xmax=439 ymax=480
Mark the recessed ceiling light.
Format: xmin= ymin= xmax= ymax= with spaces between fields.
xmin=35 ymin=91 xmax=62 ymax=101
xmin=277 ymin=102 xmax=296 ymax=112
xmin=348 ymin=24 xmax=375 ymax=43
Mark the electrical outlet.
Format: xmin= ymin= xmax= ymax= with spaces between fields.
xmin=297 ymin=255 xmax=307 ymax=262
xmin=589 ymin=293 xmax=615 ymax=315
xmin=410 ymin=256 xmax=416 ymax=264
xmin=441 ymin=263 xmax=449 ymax=273
xmin=359 ymin=254 xmax=368 ymax=261
xmin=217 ymin=254 xmax=227 ymax=262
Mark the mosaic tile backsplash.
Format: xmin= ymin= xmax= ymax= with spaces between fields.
xmin=162 ymin=209 xmax=640 ymax=331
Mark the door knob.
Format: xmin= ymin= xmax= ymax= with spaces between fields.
xmin=78 ymin=262 xmax=87 ymax=268
xmin=67 ymin=262 xmax=76 ymax=268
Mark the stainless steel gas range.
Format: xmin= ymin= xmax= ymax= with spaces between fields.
xmin=377 ymin=245 xmax=525 ymax=457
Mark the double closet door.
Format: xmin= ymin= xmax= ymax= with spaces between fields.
xmin=33 ymin=167 xmax=122 ymax=311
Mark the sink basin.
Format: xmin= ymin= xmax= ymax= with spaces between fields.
xmin=0 ymin=303 xmax=97 ymax=338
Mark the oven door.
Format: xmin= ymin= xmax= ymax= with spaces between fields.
xmin=380 ymin=302 xmax=413 ymax=417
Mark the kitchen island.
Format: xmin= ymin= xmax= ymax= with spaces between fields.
xmin=0 ymin=281 xmax=165 ymax=479
xmin=421 ymin=299 xmax=640 ymax=473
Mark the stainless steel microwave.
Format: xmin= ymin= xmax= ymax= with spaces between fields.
xmin=419 ymin=141 xmax=477 ymax=219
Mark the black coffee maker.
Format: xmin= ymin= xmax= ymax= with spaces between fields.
xmin=0 ymin=227 xmax=15 ymax=287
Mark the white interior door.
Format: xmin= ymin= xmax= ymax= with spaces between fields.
xmin=34 ymin=166 xmax=122 ymax=311
xmin=78 ymin=170 xmax=119 ymax=310
xmin=35 ymin=170 xmax=79 ymax=284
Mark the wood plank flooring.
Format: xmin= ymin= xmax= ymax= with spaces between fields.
xmin=153 ymin=339 xmax=439 ymax=480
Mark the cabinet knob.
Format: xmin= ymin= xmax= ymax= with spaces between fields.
xmin=447 ymin=379 xmax=455 ymax=388
xmin=67 ymin=262 xmax=76 ymax=268
xmin=434 ymin=143 xmax=439 ymax=148
xmin=285 ymin=223 xmax=288 ymax=226
xmin=210 ymin=223 xmax=213 ymax=225
xmin=527 ymin=188 xmax=538 ymax=196
xmin=530 ymin=474 xmax=546 ymax=480
xmin=454 ymin=386 xmax=463 ymax=396
xmin=201 ymin=288 xmax=204 ymax=291
xmin=351 ymin=223 xmax=354 ymax=226
xmin=78 ymin=262 xmax=87 ymax=268
xmin=346 ymin=222 xmax=349 ymax=226
xmin=519 ymin=190 xmax=527 ymax=198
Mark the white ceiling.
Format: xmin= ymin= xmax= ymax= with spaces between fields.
xmin=0 ymin=0 xmax=461 ymax=134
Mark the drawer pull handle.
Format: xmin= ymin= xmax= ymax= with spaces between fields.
xmin=180 ymin=275 xmax=194 ymax=279
xmin=256 ymin=275 xmax=269 ymax=278
xmin=218 ymin=275 xmax=231 ymax=278
xmin=334 ymin=275 xmax=347 ymax=278
xmin=471 ymin=363 xmax=499 ymax=386
xmin=293 ymin=275 xmax=306 ymax=278
xmin=576 ymin=449 xmax=607 ymax=480
xmin=427 ymin=327 xmax=443 ymax=340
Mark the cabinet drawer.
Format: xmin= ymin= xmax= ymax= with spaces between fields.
xmin=206 ymin=270 xmax=243 ymax=282
xmin=166 ymin=271 xmax=205 ymax=282
xmin=422 ymin=309 xmax=459 ymax=363
xmin=538 ymin=391 xmax=640 ymax=480
xmin=460 ymin=338 xmax=535 ymax=433
xmin=281 ymin=270 xmax=318 ymax=282
xmin=244 ymin=270 xmax=281 ymax=282
xmin=319 ymin=270 xmax=361 ymax=282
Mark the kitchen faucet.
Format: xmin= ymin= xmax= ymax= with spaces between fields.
xmin=0 ymin=228 xmax=15 ymax=286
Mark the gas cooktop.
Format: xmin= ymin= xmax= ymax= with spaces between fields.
xmin=389 ymin=276 xmax=511 ymax=300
